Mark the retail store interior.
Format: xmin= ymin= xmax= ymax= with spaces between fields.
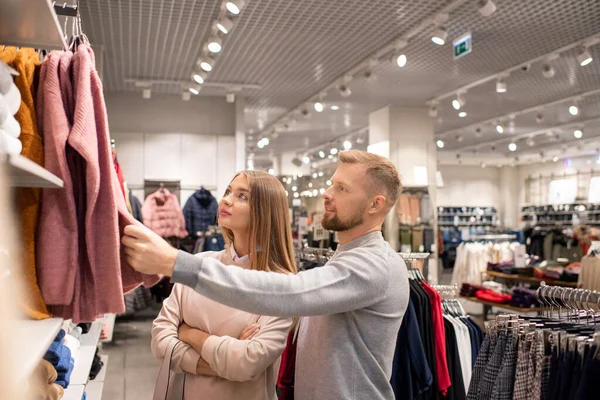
xmin=1 ymin=0 xmax=600 ymax=399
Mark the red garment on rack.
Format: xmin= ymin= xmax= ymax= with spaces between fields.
xmin=36 ymin=46 xmax=160 ymax=323
xmin=277 ymin=330 xmax=297 ymax=400
xmin=421 ymin=282 xmax=451 ymax=396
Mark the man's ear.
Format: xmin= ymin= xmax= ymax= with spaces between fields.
xmin=369 ymin=195 xmax=387 ymax=214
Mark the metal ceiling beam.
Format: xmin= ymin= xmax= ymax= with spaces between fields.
xmin=436 ymin=88 xmax=600 ymax=138
xmin=428 ymin=34 xmax=600 ymax=104
xmin=446 ymin=116 xmax=600 ymax=152
xmin=123 ymin=77 xmax=261 ymax=91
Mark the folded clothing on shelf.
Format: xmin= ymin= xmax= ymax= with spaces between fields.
xmin=475 ymin=289 xmax=512 ymax=304
xmin=482 ymin=280 xmax=508 ymax=294
xmin=487 ymin=261 xmax=517 ymax=274
xmin=460 ymin=283 xmax=485 ymax=298
xmin=55 ymin=357 xmax=75 ymax=388
xmin=508 ymin=288 xmax=538 ymax=308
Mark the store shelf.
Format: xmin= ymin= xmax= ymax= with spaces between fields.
xmin=0 ymin=0 xmax=67 ymax=49
xmin=7 ymin=154 xmax=64 ymax=188
xmin=100 ymin=313 xmax=116 ymax=343
xmin=94 ymin=355 xmax=109 ymax=383
xmin=70 ymin=320 xmax=104 ymax=386
xmin=462 ymin=296 xmax=545 ymax=313
xmin=485 ymin=270 xmax=578 ymax=287
xmin=15 ymin=318 xmax=64 ymax=383
xmin=438 ymin=213 xmax=497 ymax=217
xmin=86 ymin=381 xmax=105 ymax=400
xmin=63 ymin=384 xmax=85 ymax=400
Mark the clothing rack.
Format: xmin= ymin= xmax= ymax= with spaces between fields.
xmin=536 ymin=283 xmax=600 ymax=319
xmin=127 ymin=183 xmax=217 ymax=191
xmin=469 ymin=233 xmax=517 ymax=241
xmin=299 ymin=246 xmax=335 ymax=264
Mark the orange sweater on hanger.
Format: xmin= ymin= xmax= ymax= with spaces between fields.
xmin=0 ymin=47 xmax=50 ymax=319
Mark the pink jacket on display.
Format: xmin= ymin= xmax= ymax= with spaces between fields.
xmin=151 ymin=248 xmax=292 ymax=400
xmin=142 ymin=189 xmax=189 ymax=238
xmin=36 ymin=45 xmax=160 ymax=322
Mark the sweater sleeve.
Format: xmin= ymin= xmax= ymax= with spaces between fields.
xmin=172 ymin=247 xmax=391 ymax=317
xmin=151 ymin=284 xmax=202 ymax=375
xmin=200 ymin=315 xmax=293 ymax=382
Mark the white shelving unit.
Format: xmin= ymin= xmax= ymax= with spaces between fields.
xmin=0 ymin=0 xmax=67 ymax=49
xmin=100 ymin=313 xmax=116 ymax=343
xmin=63 ymin=319 xmax=108 ymax=400
xmin=15 ymin=318 xmax=64 ymax=384
xmin=7 ymin=154 xmax=64 ymax=188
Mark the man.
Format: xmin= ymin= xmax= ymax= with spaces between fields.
xmin=123 ymin=150 xmax=409 ymax=400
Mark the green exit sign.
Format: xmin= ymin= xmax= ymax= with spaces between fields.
xmin=453 ymin=33 xmax=472 ymax=59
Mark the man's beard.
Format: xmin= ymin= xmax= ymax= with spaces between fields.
xmin=321 ymin=202 xmax=367 ymax=232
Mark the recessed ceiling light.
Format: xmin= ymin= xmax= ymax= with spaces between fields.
xmin=314 ymin=102 xmax=324 ymax=112
xmin=508 ymin=142 xmax=517 ymax=152
xmin=574 ymin=129 xmax=583 ymax=139
xmin=396 ymin=54 xmax=407 ymax=67
xmin=496 ymin=123 xmax=504 ymax=134
xmin=458 ymin=111 xmax=467 ymax=118
xmin=330 ymin=105 xmax=340 ymax=111
xmin=436 ymin=140 xmax=445 ymax=148
xmin=225 ymin=0 xmax=245 ymax=15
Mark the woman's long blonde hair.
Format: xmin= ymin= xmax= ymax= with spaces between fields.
xmin=221 ymin=170 xmax=297 ymax=275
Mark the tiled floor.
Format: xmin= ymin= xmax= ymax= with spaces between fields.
xmin=101 ymin=309 xmax=161 ymax=400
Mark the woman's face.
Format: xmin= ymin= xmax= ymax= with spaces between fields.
xmin=218 ymin=174 xmax=251 ymax=233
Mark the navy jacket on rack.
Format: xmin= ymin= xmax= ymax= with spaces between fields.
xmin=391 ymin=299 xmax=433 ymax=399
xmin=183 ymin=188 xmax=218 ymax=236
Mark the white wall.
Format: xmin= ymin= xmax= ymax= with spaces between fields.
xmin=106 ymin=92 xmax=238 ymax=206
xmin=112 ymin=132 xmax=235 ymax=206
xmin=105 ymin=92 xmax=235 ymax=135
xmin=437 ymin=165 xmax=502 ymax=208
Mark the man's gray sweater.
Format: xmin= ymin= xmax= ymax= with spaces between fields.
xmin=172 ymin=231 xmax=409 ymax=399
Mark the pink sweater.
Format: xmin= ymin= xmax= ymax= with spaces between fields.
xmin=36 ymin=46 xmax=159 ymax=322
xmin=142 ymin=188 xmax=188 ymax=238
xmin=151 ymin=248 xmax=292 ymax=400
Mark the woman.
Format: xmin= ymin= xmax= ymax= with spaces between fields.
xmin=151 ymin=171 xmax=297 ymax=399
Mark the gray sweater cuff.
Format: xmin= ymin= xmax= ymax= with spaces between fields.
xmin=171 ymin=250 xmax=201 ymax=288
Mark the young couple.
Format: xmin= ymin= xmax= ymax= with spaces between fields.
xmin=125 ymin=150 xmax=410 ymax=400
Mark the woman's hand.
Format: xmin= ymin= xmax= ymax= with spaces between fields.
xmin=177 ymin=323 xmax=197 ymax=345
xmin=239 ymin=323 xmax=261 ymax=340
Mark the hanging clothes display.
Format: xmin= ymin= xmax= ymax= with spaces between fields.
xmin=451 ymin=241 xmax=519 ymax=288
xmin=183 ymin=187 xmax=219 ymax=236
xmin=0 ymin=48 xmax=51 ymax=319
xmin=142 ymin=188 xmax=188 ymax=238
xmin=467 ymin=311 xmax=600 ymax=400
xmin=30 ymin=44 xmax=160 ymax=323
xmin=578 ymin=252 xmax=600 ymax=291
xmin=392 ymin=271 xmax=482 ymax=400
xmin=129 ymin=190 xmax=144 ymax=223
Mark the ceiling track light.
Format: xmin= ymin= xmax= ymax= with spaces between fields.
xmin=574 ymin=128 xmax=583 ymax=139
xmin=207 ymin=35 xmax=222 ymax=53
xmin=577 ymin=46 xmax=593 ymax=67
xmin=452 ymin=93 xmax=466 ymax=110
xmin=314 ymin=101 xmax=324 ymax=112
xmin=395 ymin=53 xmax=407 ymax=68
xmin=569 ymin=102 xmax=579 ymax=116
xmin=436 ymin=139 xmax=445 ymax=149
xmin=225 ymin=0 xmax=245 ymax=15
xmin=192 ymin=70 xmax=207 ymax=84
xmin=478 ymin=0 xmax=497 ymax=17
xmin=508 ymin=142 xmax=517 ymax=152
xmin=496 ymin=78 xmax=507 ymax=93
xmin=215 ymin=17 xmax=234 ymax=34
xmin=188 ymin=84 xmax=201 ymax=95
xmin=495 ymin=122 xmax=504 ymax=134
xmin=197 ymin=56 xmax=215 ymax=72
xmin=431 ymin=26 xmax=448 ymax=46
xmin=541 ymin=63 xmax=555 ymax=78
xmin=343 ymin=140 xmax=352 ymax=150
xmin=338 ymin=84 xmax=352 ymax=97
xmin=429 ymin=103 xmax=438 ymax=117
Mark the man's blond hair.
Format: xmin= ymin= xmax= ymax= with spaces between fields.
xmin=339 ymin=150 xmax=402 ymax=212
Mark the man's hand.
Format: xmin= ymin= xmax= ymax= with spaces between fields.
xmin=122 ymin=225 xmax=179 ymax=276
